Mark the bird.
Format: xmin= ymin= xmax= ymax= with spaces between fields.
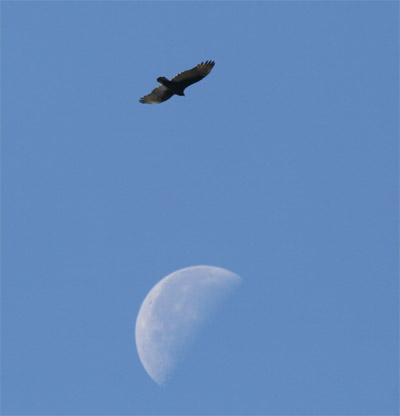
xmin=139 ymin=61 xmax=215 ymax=104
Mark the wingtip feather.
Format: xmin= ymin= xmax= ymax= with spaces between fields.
xmin=198 ymin=60 xmax=215 ymax=71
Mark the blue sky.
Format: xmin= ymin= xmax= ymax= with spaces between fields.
xmin=2 ymin=1 xmax=398 ymax=414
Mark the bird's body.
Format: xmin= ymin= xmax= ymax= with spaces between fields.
xmin=140 ymin=61 xmax=215 ymax=104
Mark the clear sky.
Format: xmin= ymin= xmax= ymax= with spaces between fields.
xmin=2 ymin=1 xmax=398 ymax=415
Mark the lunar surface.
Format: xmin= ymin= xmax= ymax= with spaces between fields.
xmin=135 ymin=265 xmax=242 ymax=386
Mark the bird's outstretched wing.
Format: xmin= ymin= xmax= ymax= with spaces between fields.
xmin=139 ymin=85 xmax=174 ymax=104
xmin=171 ymin=61 xmax=215 ymax=90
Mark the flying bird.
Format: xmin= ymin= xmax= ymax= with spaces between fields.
xmin=139 ymin=61 xmax=215 ymax=104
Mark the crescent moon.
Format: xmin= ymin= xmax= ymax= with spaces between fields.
xmin=135 ymin=265 xmax=242 ymax=386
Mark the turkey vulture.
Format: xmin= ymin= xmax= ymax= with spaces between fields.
xmin=139 ymin=61 xmax=215 ymax=104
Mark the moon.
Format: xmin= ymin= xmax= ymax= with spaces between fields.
xmin=135 ymin=265 xmax=242 ymax=386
